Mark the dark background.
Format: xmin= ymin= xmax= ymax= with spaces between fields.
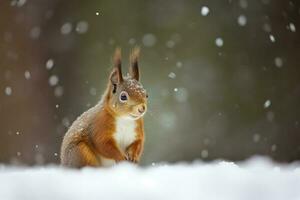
xmin=0 ymin=0 xmax=299 ymax=165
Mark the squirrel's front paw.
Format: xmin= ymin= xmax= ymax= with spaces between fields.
xmin=125 ymin=152 xmax=139 ymax=163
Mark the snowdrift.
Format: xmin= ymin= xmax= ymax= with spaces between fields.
xmin=1 ymin=157 xmax=300 ymax=200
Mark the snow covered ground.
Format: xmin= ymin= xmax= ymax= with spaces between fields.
xmin=1 ymin=157 xmax=300 ymax=200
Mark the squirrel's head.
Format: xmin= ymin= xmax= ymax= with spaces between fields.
xmin=106 ymin=47 xmax=148 ymax=120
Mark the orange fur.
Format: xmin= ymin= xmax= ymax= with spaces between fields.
xmin=77 ymin=142 xmax=100 ymax=166
xmin=60 ymin=48 xmax=147 ymax=168
xmin=91 ymin=106 xmax=126 ymax=162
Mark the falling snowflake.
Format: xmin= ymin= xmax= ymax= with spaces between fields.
xmin=253 ymin=134 xmax=261 ymax=143
xmin=176 ymin=61 xmax=183 ymax=68
xmin=264 ymin=100 xmax=271 ymax=108
xmin=201 ymin=6 xmax=210 ymax=16
xmin=142 ymin=34 xmax=157 ymax=47
xmin=215 ymin=37 xmax=224 ymax=47
xmin=24 ymin=70 xmax=31 ymax=80
xmin=174 ymin=87 xmax=189 ymax=103
xmin=4 ymin=86 xmax=12 ymax=96
xmin=288 ymin=23 xmax=296 ymax=32
xmin=274 ymin=57 xmax=283 ymax=68
xmin=76 ymin=21 xmax=89 ymax=34
xmin=262 ymin=23 xmax=272 ymax=33
xmin=237 ymin=15 xmax=247 ymax=26
xmin=49 ymin=75 xmax=59 ymax=86
xmin=89 ymin=87 xmax=97 ymax=96
xmin=11 ymin=0 xmax=26 ymax=7
xmin=54 ymin=86 xmax=64 ymax=97
xmin=201 ymin=149 xmax=209 ymax=158
xmin=61 ymin=22 xmax=72 ymax=35
xmin=271 ymin=144 xmax=277 ymax=152
xmin=128 ymin=38 xmax=136 ymax=45
xmin=166 ymin=40 xmax=175 ymax=48
xmin=46 ymin=59 xmax=54 ymax=70
xmin=269 ymin=34 xmax=276 ymax=42
xmin=168 ymin=72 xmax=176 ymax=79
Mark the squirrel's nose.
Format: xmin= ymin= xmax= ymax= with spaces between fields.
xmin=137 ymin=104 xmax=146 ymax=114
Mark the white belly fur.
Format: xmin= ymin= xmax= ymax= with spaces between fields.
xmin=114 ymin=117 xmax=137 ymax=152
xmin=100 ymin=117 xmax=137 ymax=167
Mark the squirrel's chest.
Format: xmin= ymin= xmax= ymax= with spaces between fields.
xmin=113 ymin=117 xmax=137 ymax=152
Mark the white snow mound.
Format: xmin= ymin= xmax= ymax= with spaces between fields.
xmin=1 ymin=157 xmax=300 ymax=200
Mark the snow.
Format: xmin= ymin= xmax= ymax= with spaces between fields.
xmin=49 ymin=75 xmax=59 ymax=86
xmin=54 ymin=86 xmax=64 ymax=97
xmin=200 ymin=149 xmax=209 ymax=158
xmin=76 ymin=21 xmax=89 ymax=34
xmin=125 ymin=78 xmax=146 ymax=96
xmin=237 ymin=15 xmax=247 ymax=26
xmin=201 ymin=6 xmax=210 ymax=16
xmin=62 ymin=117 xmax=71 ymax=127
xmin=269 ymin=34 xmax=276 ymax=42
xmin=142 ymin=33 xmax=157 ymax=47
xmin=174 ymin=87 xmax=189 ymax=103
xmin=4 ymin=86 xmax=12 ymax=96
xmin=46 ymin=59 xmax=54 ymax=70
xmin=215 ymin=37 xmax=224 ymax=47
xmin=61 ymin=22 xmax=73 ymax=35
xmin=11 ymin=0 xmax=26 ymax=7
xmin=263 ymin=23 xmax=272 ymax=33
xmin=271 ymin=144 xmax=277 ymax=152
xmin=166 ymin=40 xmax=175 ymax=48
xmin=168 ymin=72 xmax=176 ymax=79
xmin=288 ymin=23 xmax=296 ymax=32
xmin=266 ymin=111 xmax=275 ymax=122
xmin=264 ymin=99 xmax=271 ymax=108
xmin=128 ymin=38 xmax=136 ymax=45
xmin=176 ymin=61 xmax=183 ymax=68
xmin=253 ymin=133 xmax=261 ymax=143
xmin=274 ymin=57 xmax=283 ymax=68
xmin=89 ymin=87 xmax=97 ymax=96
xmin=1 ymin=158 xmax=300 ymax=200
xmin=24 ymin=70 xmax=31 ymax=80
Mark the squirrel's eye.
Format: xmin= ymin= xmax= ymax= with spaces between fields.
xmin=146 ymin=94 xmax=149 ymax=98
xmin=119 ymin=91 xmax=128 ymax=102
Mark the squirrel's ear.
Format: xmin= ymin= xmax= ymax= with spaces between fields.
xmin=110 ymin=48 xmax=123 ymax=84
xmin=129 ymin=47 xmax=140 ymax=81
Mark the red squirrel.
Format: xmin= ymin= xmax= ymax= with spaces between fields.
xmin=60 ymin=48 xmax=148 ymax=168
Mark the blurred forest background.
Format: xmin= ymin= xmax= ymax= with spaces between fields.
xmin=0 ymin=0 xmax=299 ymax=166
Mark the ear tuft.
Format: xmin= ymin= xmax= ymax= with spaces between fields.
xmin=129 ymin=46 xmax=140 ymax=81
xmin=110 ymin=48 xmax=123 ymax=84
xmin=114 ymin=47 xmax=122 ymax=69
